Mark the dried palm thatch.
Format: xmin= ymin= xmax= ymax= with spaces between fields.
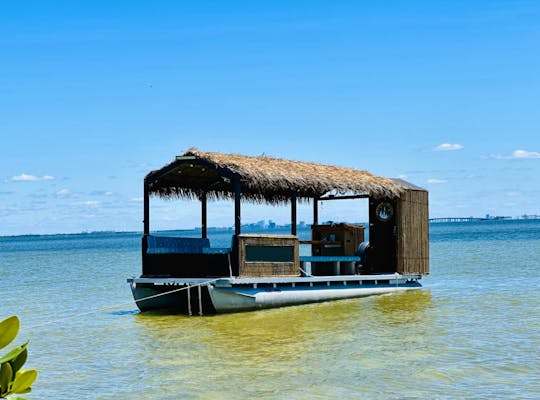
xmin=146 ymin=148 xmax=407 ymax=203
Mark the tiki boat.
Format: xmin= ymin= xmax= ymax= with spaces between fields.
xmin=128 ymin=149 xmax=429 ymax=315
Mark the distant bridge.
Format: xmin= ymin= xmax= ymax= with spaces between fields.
xmin=429 ymin=216 xmax=512 ymax=223
xmin=429 ymin=217 xmax=484 ymax=223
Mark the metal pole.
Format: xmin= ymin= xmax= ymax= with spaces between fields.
xmin=187 ymin=285 xmax=192 ymax=316
xmin=198 ymin=285 xmax=203 ymax=316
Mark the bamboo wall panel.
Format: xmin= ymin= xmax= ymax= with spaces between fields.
xmin=396 ymin=190 xmax=429 ymax=274
xmin=238 ymin=234 xmax=299 ymax=277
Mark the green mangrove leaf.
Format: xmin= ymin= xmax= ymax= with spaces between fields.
xmin=10 ymin=347 xmax=27 ymax=374
xmin=11 ymin=369 xmax=37 ymax=394
xmin=0 ymin=316 xmax=20 ymax=350
xmin=14 ymin=388 xmax=33 ymax=396
xmin=0 ymin=362 xmax=13 ymax=396
xmin=0 ymin=342 xmax=28 ymax=365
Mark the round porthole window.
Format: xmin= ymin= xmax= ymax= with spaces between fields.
xmin=375 ymin=202 xmax=394 ymax=222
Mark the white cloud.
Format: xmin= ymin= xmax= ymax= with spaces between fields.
xmin=427 ymin=178 xmax=448 ymax=184
xmin=486 ymin=149 xmax=540 ymax=159
xmin=510 ymin=149 xmax=540 ymax=159
xmin=11 ymin=174 xmax=38 ymax=181
xmin=130 ymin=197 xmax=144 ymax=202
xmin=434 ymin=143 xmax=463 ymax=151
xmin=11 ymin=173 xmax=55 ymax=182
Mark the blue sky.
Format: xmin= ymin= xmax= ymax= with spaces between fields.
xmin=1 ymin=0 xmax=539 ymax=235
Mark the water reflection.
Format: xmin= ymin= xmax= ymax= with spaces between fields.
xmin=132 ymin=291 xmax=434 ymax=359
xmin=129 ymin=301 xmax=363 ymax=397
xmin=128 ymin=291 xmax=440 ymax=398
xmin=372 ymin=290 xmax=433 ymax=325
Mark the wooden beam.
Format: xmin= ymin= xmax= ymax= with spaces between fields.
xmin=313 ymin=198 xmax=319 ymax=225
xmin=318 ymin=194 xmax=369 ymax=201
xmin=234 ymin=178 xmax=241 ymax=236
xmin=201 ymin=192 xmax=207 ymax=239
xmin=143 ymin=179 xmax=150 ymax=235
xmin=145 ymin=156 xmax=238 ymax=187
xmin=291 ymin=193 xmax=297 ymax=235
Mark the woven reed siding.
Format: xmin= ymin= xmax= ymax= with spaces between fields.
xmin=396 ymin=189 xmax=429 ymax=274
xmin=238 ymin=234 xmax=299 ymax=277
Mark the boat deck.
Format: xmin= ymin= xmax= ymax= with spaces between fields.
xmin=128 ymin=273 xmax=421 ymax=287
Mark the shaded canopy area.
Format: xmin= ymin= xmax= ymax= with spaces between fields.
xmin=146 ymin=148 xmax=408 ymax=203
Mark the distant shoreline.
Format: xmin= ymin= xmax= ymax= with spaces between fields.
xmin=1 ymin=217 xmax=540 ymax=239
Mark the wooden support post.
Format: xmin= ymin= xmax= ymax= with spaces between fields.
xmin=291 ymin=193 xmax=297 ymax=236
xmin=313 ymin=197 xmax=319 ymax=226
xmin=201 ymin=192 xmax=207 ymax=239
xmin=234 ymin=178 xmax=241 ymax=236
xmin=143 ymin=179 xmax=150 ymax=235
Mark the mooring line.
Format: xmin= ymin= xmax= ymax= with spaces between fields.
xmin=299 ymin=266 xmax=314 ymax=277
xmin=25 ymin=278 xmax=220 ymax=330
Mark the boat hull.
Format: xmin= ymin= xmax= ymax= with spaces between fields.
xmin=208 ymin=283 xmax=420 ymax=313
xmin=128 ymin=274 xmax=422 ymax=315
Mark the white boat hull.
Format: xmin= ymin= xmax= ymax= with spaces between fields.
xmin=129 ymin=274 xmax=422 ymax=314
xmin=208 ymin=284 xmax=419 ymax=313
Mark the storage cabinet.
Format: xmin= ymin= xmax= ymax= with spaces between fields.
xmin=311 ymin=223 xmax=365 ymax=256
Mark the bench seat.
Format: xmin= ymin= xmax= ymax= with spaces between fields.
xmin=146 ymin=235 xmax=230 ymax=255
xmin=299 ymin=255 xmax=360 ymax=276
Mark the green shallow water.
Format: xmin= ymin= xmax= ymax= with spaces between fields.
xmin=1 ymin=220 xmax=539 ymax=399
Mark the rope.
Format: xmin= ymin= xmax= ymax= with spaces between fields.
xmin=131 ymin=278 xmax=219 ymax=304
xmin=299 ymin=266 xmax=314 ymax=277
xmin=26 ymin=278 xmax=220 ymax=330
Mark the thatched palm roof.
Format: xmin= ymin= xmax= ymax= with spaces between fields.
xmin=146 ymin=148 xmax=408 ymax=203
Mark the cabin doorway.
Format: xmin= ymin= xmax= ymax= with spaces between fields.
xmin=368 ymin=198 xmax=397 ymax=273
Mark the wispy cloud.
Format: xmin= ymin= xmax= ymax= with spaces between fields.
xmin=11 ymin=173 xmax=55 ymax=182
xmin=72 ymin=200 xmax=101 ymax=207
xmin=130 ymin=197 xmax=144 ymax=202
xmin=56 ymin=188 xmax=74 ymax=197
xmin=486 ymin=149 xmax=540 ymax=160
xmin=89 ymin=190 xmax=114 ymax=196
xmin=433 ymin=143 xmax=463 ymax=151
xmin=427 ymin=178 xmax=448 ymax=184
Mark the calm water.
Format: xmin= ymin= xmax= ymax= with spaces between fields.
xmin=1 ymin=220 xmax=539 ymax=399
